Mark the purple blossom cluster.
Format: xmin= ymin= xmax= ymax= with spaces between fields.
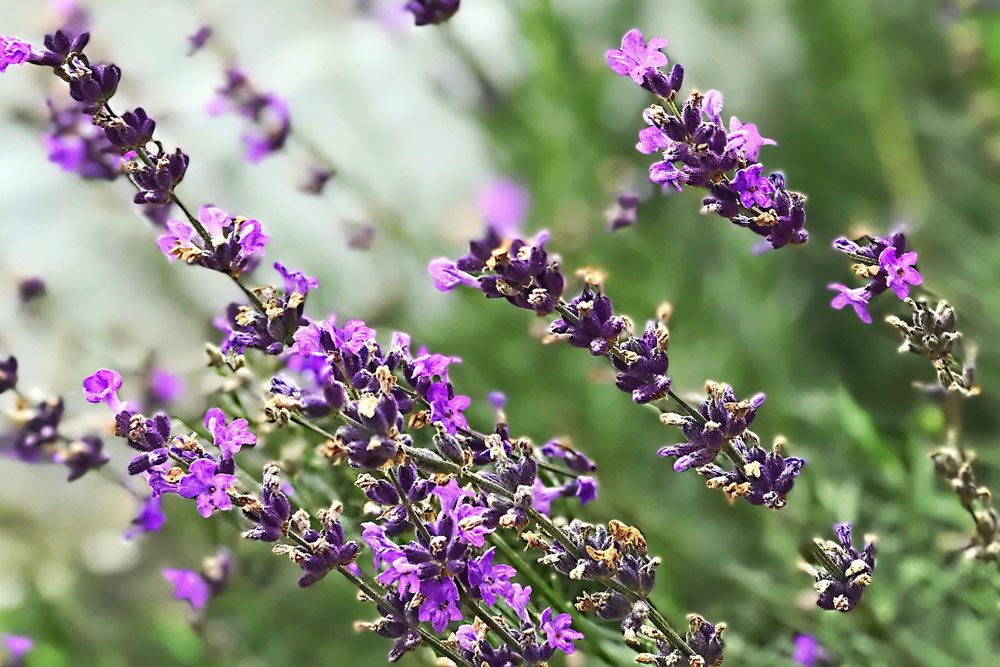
xmin=431 ymin=230 xmax=805 ymax=509
xmin=606 ymin=29 xmax=808 ymax=251
xmin=659 ymin=382 xmax=805 ymax=509
xmin=208 ymin=68 xmax=291 ymax=164
xmin=803 ymin=523 xmax=877 ymax=613
xmin=157 ymin=204 xmax=269 ymax=276
xmin=83 ymin=368 xmax=252 ymax=518
xmin=163 ymin=549 xmax=232 ymax=611
xmin=829 ymin=231 xmax=922 ymax=324
xmin=1 ymin=354 xmax=109 ymax=481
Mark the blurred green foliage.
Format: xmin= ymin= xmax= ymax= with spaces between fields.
xmin=2 ymin=0 xmax=1000 ymax=665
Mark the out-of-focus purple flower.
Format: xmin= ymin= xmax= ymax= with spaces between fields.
xmin=605 ymin=192 xmax=640 ymax=232
xmin=404 ymin=0 xmax=461 ymax=26
xmin=731 ymin=164 xmax=775 ymax=209
xmin=44 ymin=100 xmax=121 ymax=180
xmin=163 ymin=568 xmax=211 ymax=610
xmin=540 ymin=608 xmax=584 ymax=654
xmin=1 ymin=35 xmax=34 ymax=74
xmin=204 ymin=407 xmax=256 ymax=459
xmin=2 ymin=634 xmax=33 ymax=665
xmin=0 ymin=356 xmax=17 ymax=395
xmin=124 ymin=495 xmax=165 ymax=539
xmin=82 ymin=368 xmax=124 ymax=413
xmin=55 ymin=435 xmax=109 ymax=481
xmin=208 ymin=68 xmax=291 ymax=163
xmin=480 ymin=178 xmax=530 ymax=236
xmin=187 ymin=26 xmax=212 ymax=56
xmin=605 ymin=29 xmax=668 ymax=85
xmin=148 ymin=367 xmax=184 ymax=406
xmin=177 ymin=458 xmax=237 ymax=518
xmin=878 ymin=246 xmax=922 ymax=299
xmin=300 ymin=164 xmax=335 ymax=195
xmin=793 ymin=634 xmax=825 ymax=666
xmin=17 ymin=276 xmax=47 ymax=305
xmin=487 ymin=391 xmax=506 ymax=411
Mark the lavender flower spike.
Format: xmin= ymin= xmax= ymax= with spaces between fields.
xmin=609 ymin=28 xmax=808 ymax=249
xmin=404 ymin=0 xmax=461 ymax=26
xmin=829 ymin=231 xmax=921 ymax=323
xmin=803 ymin=523 xmax=877 ymax=613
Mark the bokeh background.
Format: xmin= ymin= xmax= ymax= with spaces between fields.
xmin=2 ymin=0 xmax=1000 ymax=665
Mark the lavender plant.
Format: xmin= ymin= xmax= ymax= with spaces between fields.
xmin=0 ymin=26 xmax=744 ymax=666
xmin=429 ymin=230 xmax=806 ymax=511
xmin=829 ymin=230 xmax=996 ymax=567
xmin=606 ymin=29 xmax=809 ymax=251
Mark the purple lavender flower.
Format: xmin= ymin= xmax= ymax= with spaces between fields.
xmin=404 ymin=0 xmax=461 ymax=26
xmin=550 ymin=287 xmax=627 ymax=356
xmin=163 ymin=568 xmax=211 ymax=610
xmin=291 ymin=503 xmax=361 ymax=586
xmin=793 ymin=634 xmax=825 ymax=666
xmin=156 ymin=205 xmax=269 ymax=276
xmin=605 ymin=29 xmax=668 ymax=86
xmin=466 ymin=548 xmax=516 ymax=606
xmin=82 ymin=368 xmax=124 ymax=413
xmin=0 ymin=356 xmax=17 ymax=395
xmin=878 ymin=246 xmax=922 ymax=299
xmin=242 ymin=463 xmax=292 ymax=542
xmin=17 ymin=276 xmax=47 ymax=304
xmin=611 ymin=29 xmax=808 ymax=249
xmin=132 ymin=148 xmax=188 ymax=204
xmin=428 ymin=258 xmax=479 ymax=292
xmin=204 ymin=407 xmax=256 ymax=459
xmin=177 ymin=458 xmax=237 ymax=518
xmin=605 ymin=192 xmax=640 ymax=232
xmin=44 ymin=100 xmax=121 ymax=180
xmin=727 ymin=117 xmax=776 ymax=161
xmin=55 ymin=435 xmax=109 ymax=481
xmin=480 ymin=178 xmax=530 ymax=236
xmin=731 ymin=164 xmax=775 ymax=209
xmin=103 ymin=107 xmax=155 ymax=150
xmin=124 ymin=495 xmax=165 ymax=539
xmin=828 ymin=283 xmax=873 ymax=324
xmin=435 ymin=231 xmax=566 ymax=315
xmin=217 ymin=265 xmax=315 ymax=356
xmin=148 ymin=366 xmax=183 ymax=406
xmin=208 ymin=68 xmax=291 ymax=163
xmin=187 ymin=26 xmax=212 ymax=56
xmin=417 ymin=578 xmax=463 ymax=632
xmin=807 ymin=523 xmax=877 ymax=613
xmin=0 ymin=35 xmax=34 ymax=74
xmin=611 ymin=319 xmax=671 ymax=404
xmin=658 ymin=382 xmax=765 ymax=472
xmin=426 ymin=381 xmax=471 ymax=434
xmin=698 ymin=436 xmax=804 ymax=509
xmin=830 ymin=231 xmax=921 ymax=323
xmin=2 ymin=634 xmax=33 ymax=666
xmin=539 ymin=608 xmax=585 ymax=654
xmin=27 ymin=29 xmax=89 ymax=70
